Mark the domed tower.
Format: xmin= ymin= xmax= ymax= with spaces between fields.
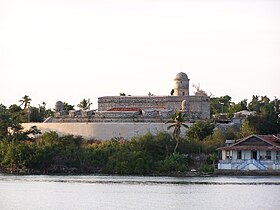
xmin=174 ymin=72 xmax=189 ymax=96
xmin=55 ymin=101 xmax=64 ymax=112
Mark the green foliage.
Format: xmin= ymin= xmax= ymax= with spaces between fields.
xmin=198 ymin=164 xmax=214 ymax=173
xmin=246 ymin=96 xmax=280 ymax=135
xmin=187 ymin=120 xmax=215 ymax=141
xmin=227 ymin=100 xmax=247 ymax=118
xmin=158 ymin=153 xmax=187 ymax=172
xmin=19 ymin=95 xmax=31 ymax=109
xmin=210 ymin=95 xmax=280 ymax=135
xmin=63 ymin=102 xmax=75 ymax=112
xmin=106 ymin=148 xmax=148 ymax=174
xmin=0 ymin=104 xmax=10 ymax=138
xmin=0 ymin=131 xmax=192 ymax=175
xmin=29 ymin=107 xmax=44 ymax=122
xmin=237 ymin=120 xmax=256 ymax=138
xmin=166 ymin=111 xmax=188 ymax=153
xmin=77 ymin=99 xmax=92 ymax=110
xmin=210 ymin=95 xmax=232 ymax=115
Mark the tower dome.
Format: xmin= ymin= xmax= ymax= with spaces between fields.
xmin=174 ymin=72 xmax=190 ymax=96
xmin=174 ymin=72 xmax=189 ymax=81
xmin=55 ymin=101 xmax=64 ymax=112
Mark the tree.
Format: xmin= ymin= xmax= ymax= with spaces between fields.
xmin=29 ymin=107 xmax=44 ymax=122
xmin=166 ymin=111 xmax=188 ymax=154
xmin=38 ymin=102 xmax=54 ymax=119
xmin=0 ymin=104 xmax=10 ymax=139
xmin=19 ymin=95 xmax=32 ymax=109
xmin=246 ymin=96 xmax=280 ymax=135
xmin=187 ymin=120 xmax=215 ymax=141
xmin=77 ymin=99 xmax=92 ymax=110
xmin=237 ymin=120 xmax=256 ymax=138
xmin=63 ymin=102 xmax=75 ymax=112
xmin=210 ymin=95 xmax=232 ymax=115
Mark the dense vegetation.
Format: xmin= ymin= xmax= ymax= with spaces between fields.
xmin=0 ymin=95 xmax=279 ymax=175
xmin=0 ymin=128 xmax=228 ymax=175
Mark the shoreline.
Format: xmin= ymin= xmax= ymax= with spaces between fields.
xmin=1 ymin=169 xmax=280 ymax=177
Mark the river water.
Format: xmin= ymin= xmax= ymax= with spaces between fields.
xmin=0 ymin=175 xmax=280 ymax=210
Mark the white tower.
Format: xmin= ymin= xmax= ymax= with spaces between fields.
xmin=174 ymin=72 xmax=189 ymax=96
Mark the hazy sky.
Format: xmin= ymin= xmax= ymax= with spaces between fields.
xmin=1 ymin=0 xmax=279 ymax=109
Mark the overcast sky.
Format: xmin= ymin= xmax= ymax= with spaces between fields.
xmin=0 ymin=0 xmax=279 ymax=109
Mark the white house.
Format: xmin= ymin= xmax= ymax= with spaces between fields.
xmin=217 ymin=135 xmax=280 ymax=170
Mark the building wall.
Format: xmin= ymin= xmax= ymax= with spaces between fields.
xmin=22 ymin=122 xmax=187 ymax=140
xmin=188 ymin=96 xmax=211 ymax=119
xmin=98 ymin=96 xmax=184 ymax=111
xmin=219 ymin=150 xmax=280 ymax=170
xmin=243 ymin=151 xmax=251 ymax=159
xmin=98 ymin=95 xmax=210 ymax=119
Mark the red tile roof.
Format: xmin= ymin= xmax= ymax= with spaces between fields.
xmin=107 ymin=107 xmax=142 ymax=112
xmin=257 ymin=135 xmax=280 ymax=147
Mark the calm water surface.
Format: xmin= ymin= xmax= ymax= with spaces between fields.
xmin=1 ymin=174 xmax=280 ymax=210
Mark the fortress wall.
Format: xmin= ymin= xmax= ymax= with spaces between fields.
xmin=97 ymin=95 xmax=211 ymax=120
xmin=189 ymin=96 xmax=211 ymax=119
xmin=22 ymin=122 xmax=175 ymax=140
xmin=98 ymin=96 xmax=183 ymax=111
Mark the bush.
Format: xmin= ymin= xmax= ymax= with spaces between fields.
xmin=198 ymin=164 xmax=214 ymax=173
xmin=158 ymin=153 xmax=187 ymax=172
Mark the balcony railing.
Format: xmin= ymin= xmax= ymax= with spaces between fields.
xmin=219 ymin=159 xmax=280 ymax=165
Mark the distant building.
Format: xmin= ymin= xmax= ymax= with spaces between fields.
xmin=24 ymin=72 xmax=210 ymax=140
xmin=217 ymin=135 xmax=280 ymax=170
xmin=49 ymin=72 xmax=210 ymax=123
xmin=232 ymin=110 xmax=256 ymax=126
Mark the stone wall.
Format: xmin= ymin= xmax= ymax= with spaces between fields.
xmin=22 ymin=122 xmax=188 ymax=140
xmin=98 ymin=96 xmax=184 ymax=111
xmin=47 ymin=110 xmax=175 ymax=123
xmin=98 ymin=95 xmax=210 ymax=120
xmin=188 ymin=96 xmax=211 ymax=119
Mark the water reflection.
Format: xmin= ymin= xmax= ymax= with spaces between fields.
xmin=1 ymin=174 xmax=280 ymax=185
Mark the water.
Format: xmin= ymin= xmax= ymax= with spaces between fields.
xmin=1 ymin=174 xmax=280 ymax=210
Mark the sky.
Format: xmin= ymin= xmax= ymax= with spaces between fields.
xmin=0 ymin=0 xmax=280 ymax=109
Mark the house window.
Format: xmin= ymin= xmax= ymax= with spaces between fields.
xmin=276 ymin=151 xmax=280 ymax=160
xmin=218 ymin=151 xmax=222 ymax=160
xmin=265 ymin=151 xmax=271 ymax=160
xmin=237 ymin=151 xmax=242 ymax=159
xmin=226 ymin=151 xmax=231 ymax=159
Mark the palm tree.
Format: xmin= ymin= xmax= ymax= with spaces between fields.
xmin=77 ymin=98 xmax=92 ymax=110
xmin=19 ymin=95 xmax=32 ymax=109
xmin=166 ymin=111 xmax=188 ymax=154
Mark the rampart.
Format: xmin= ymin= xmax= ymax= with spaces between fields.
xmin=22 ymin=122 xmax=184 ymax=140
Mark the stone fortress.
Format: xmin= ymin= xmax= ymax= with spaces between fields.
xmin=24 ymin=72 xmax=210 ymax=140
xmin=48 ymin=72 xmax=210 ymax=123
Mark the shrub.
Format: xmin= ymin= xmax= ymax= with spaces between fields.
xmin=158 ymin=153 xmax=187 ymax=172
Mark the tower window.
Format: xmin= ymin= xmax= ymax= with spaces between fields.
xmin=182 ymin=92 xmax=185 ymax=95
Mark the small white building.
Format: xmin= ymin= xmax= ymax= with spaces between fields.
xmin=217 ymin=135 xmax=280 ymax=170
